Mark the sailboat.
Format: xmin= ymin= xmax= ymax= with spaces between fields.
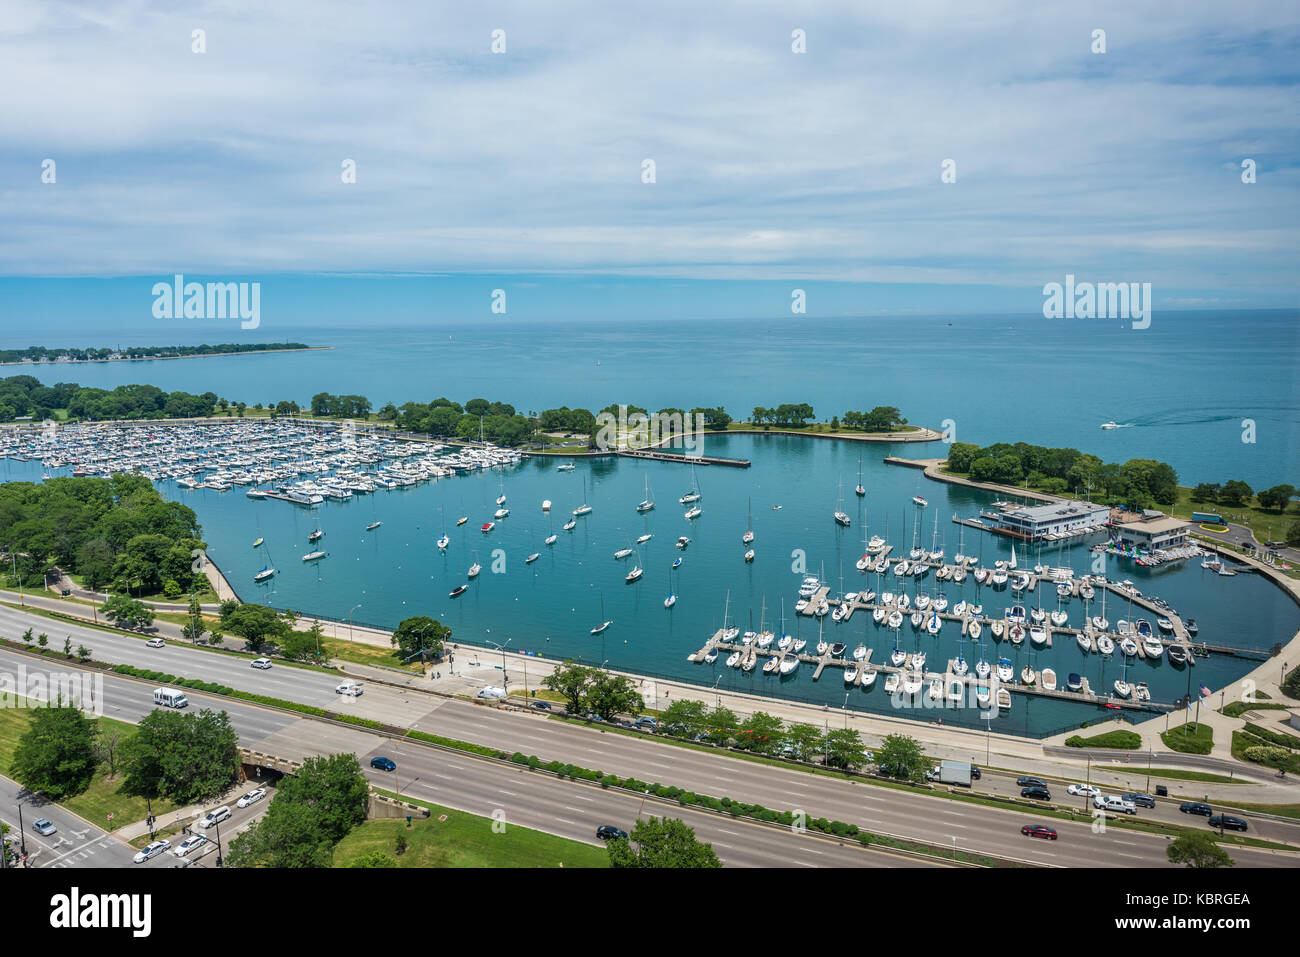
xmin=636 ymin=474 xmax=655 ymax=513
xmin=467 ymin=550 xmax=481 ymax=578
xmin=1114 ymin=651 xmax=1132 ymax=698
xmin=496 ymin=475 xmax=507 ymax=507
xmin=253 ymin=536 xmax=264 ymax=548
xmin=573 ymin=476 xmax=592 ymax=516
xmin=663 ymin=568 xmax=677 ymax=609
xmin=545 ymin=510 xmax=557 ymax=546
xmin=855 ymin=455 xmax=866 ymax=497
xmin=625 ymin=550 xmax=643 ymax=583
xmin=436 ymin=507 xmax=450 ymax=550
xmin=679 ymin=467 xmax=701 ymax=504
xmin=833 ymin=479 xmax=851 ymax=527
xmin=591 ymin=593 xmax=612 ymax=634
xmin=742 ymin=498 xmax=754 ymax=545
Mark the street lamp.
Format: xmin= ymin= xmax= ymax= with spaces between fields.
xmin=347 ymin=604 xmax=362 ymax=642
xmin=843 ymin=691 xmax=850 ymax=728
xmin=487 ymin=638 xmax=513 ymax=692
xmin=713 ymin=674 xmax=723 ymax=708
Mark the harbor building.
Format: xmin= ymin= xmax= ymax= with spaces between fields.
xmin=1113 ymin=515 xmax=1191 ymax=552
xmin=991 ymin=500 xmax=1110 ymax=541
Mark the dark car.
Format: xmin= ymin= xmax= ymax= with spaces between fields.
xmin=970 ymin=765 xmax=982 ymax=781
xmin=1017 ymin=776 xmax=1047 ymax=788
xmin=1020 ymin=824 xmax=1058 ymax=840
xmin=1124 ymin=792 xmax=1156 ymax=809
xmin=1021 ymin=786 xmax=1051 ymax=801
xmin=369 ymin=756 xmax=396 ymax=772
xmin=1180 ymin=801 xmax=1213 ymax=816
xmin=595 ymin=825 xmax=628 ymax=841
xmin=531 ymin=701 xmax=552 ymax=711
xmin=1208 ymin=815 xmax=1248 ymax=832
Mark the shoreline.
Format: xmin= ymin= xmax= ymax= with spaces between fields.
xmin=0 ymin=346 xmax=330 ymax=367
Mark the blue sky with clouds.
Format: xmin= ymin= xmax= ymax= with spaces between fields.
xmin=0 ymin=1 xmax=1296 ymax=315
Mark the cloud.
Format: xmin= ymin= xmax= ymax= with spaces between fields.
xmin=0 ymin=0 xmax=1296 ymax=303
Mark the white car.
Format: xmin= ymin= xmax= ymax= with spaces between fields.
xmin=133 ymin=839 xmax=171 ymax=863
xmin=476 ymin=686 xmax=507 ymax=699
xmin=335 ymin=682 xmax=363 ymax=696
xmin=1068 ymin=783 xmax=1101 ymax=797
xmin=250 ymin=657 xmax=272 ymax=670
xmin=1094 ymin=794 xmax=1137 ymax=815
xmin=172 ymin=834 xmax=209 ymax=857
xmin=236 ymin=787 xmax=266 ymax=808
xmin=145 ymin=637 xmax=165 ymax=648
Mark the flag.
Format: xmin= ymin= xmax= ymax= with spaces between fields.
xmin=1199 ymin=685 xmax=1212 ymax=700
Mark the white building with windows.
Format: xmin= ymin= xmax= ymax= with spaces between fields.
xmin=994 ymin=500 xmax=1110 ymax=541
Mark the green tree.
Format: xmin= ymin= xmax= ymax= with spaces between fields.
xmin=220 ymin=603 xmax=291 ymax=652
xmin=703 ymin=706 xmax=738 ymax=745
xmin=823 ymin=727 xmax=866 ymax=769
xmin=10 ymin=705 xmax=100 ymax=800
xmin=182 ymin=592 xmax=206 ymax=643
xmin=121 ymin=707 xmax=239 ymax=806
xmin=102 ymin=594 xmax=153 ymax=630
xmin=390 ymin=615 xmax=449 ymax=663
xmin=1191 ymin=482 xmax=1221 ymax=504
xmin=1256 ymin=484 xmax=1296 ymax=513
xmin=1167 ymin=832 xmax=1234 ymax=868
xmin=586 ymin=672 xmax=644 ymax=721
xmin=542 ymin=660 xmax=600 ymax=714
xmin=784 ymin=723 xmax=825 ymax=762
xmin=1218 ymin=480 xmax=1253 ymax=508
xmin=607 ymin=816 xmax=722 ymax=869
xmin=281 ymin=621 xmax=324 ymax=661
xmin=659 ymin=699 xmax=708 ymax=738
xmin=348 ymin=850 xmax=398 ymax=868
xmin=875 ymin=733 xmax=926 ymax=780
xmin=737 ymin=711 xmax=785 ymax=754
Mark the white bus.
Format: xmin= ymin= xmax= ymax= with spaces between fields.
xmin=153 ymin=688 xmax=189 ymax=709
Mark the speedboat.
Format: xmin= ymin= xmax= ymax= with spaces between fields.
xmin=1167 ymin=644 xmax=1188 ymax=666
xmin=913 ymin=495 xmax=928 ymax=507
xmin=525 ymin=553 xmax=540 ymax=564
xmin=1029 ymin=625 xmax=1048 ymax=647
xmin=1066 ymin=672 xmax=1083 ymax=691
xmin=884 ymin=673 xmax=901 ymax=695
xmin=1119 ymin=636 xmax=1139 ymax=656
xmin=844 ymin=665 xmax=858 ymax=684
xmin=1100 ymin=420 xmax=1120 ymax=429
xmin=996 ymin=657 xmax=1014 ymax=682
xmin=494 ymin=507 xmax=509 ymax=519
xmin=449 ymin=584 xmax=468 ymax=597
xmin=1157 ymin=617 xmax=1174 ymax=632
xmin=927 ymin=678 xmax=944 ymax=701
xmin=702 ymin=647 xmax=717 ymax=663
xmin=1185 ymin=618 xmax=1198 ymax=636
xmin=726 ymin=651 xmax=741 ymax=668
xmin=903 ymin=672 xmax=924 ymax=695
xmin=481 ymin=522 xmax=495 ymax=533
xmin=779 ymin=653 xmax=800 ymax=675
xmin=859 ymin=668 xmax=877 ymax=688
xmin=366 ymin=521 xmax=383 ymax=531
xmin=1143 ymin=636 xmax=1164 ymax=659
xmin=852 ymin=643 xmax=867 ymax=661
xmin=542 ymin=500 xmax=551 ymax=511
xmin=672 ymin=557 xmax=682 ymax=569
xmin=456 ymin=516 xmax=468 ymax=526
xmin=912 ymin=650 xmax=927 ymax=670
xmin=1041 ymin=668 xmax=1057 ymax=691
xmin=1135 ymin=681 xmax=1151 ymax=701
xmin=676 ymin=536 xmax=690 ymax=549
xmin=975 ymin=684 xmax=991 ymax=707
xmin=744 ymin=549 xmax=755 ymax=563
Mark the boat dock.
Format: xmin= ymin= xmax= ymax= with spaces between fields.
xmin=615 ymin=450 xmax=750 ymax=468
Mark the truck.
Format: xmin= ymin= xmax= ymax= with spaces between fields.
xmin=153 ymin=687 xmax=189 ymax=709
xmin=927 ymin=760 xmax=974 ymax=787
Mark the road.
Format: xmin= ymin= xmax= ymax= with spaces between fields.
xmin=2 ymin=604 xmax=1297 ymax=868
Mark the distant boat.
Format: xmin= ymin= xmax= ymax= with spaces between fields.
xmin=366 ymin=521 xmax=382 ymax=531
xmin=252 ymin=537 xmax=264 ymax=548
xmin=449 ymin=584 xmax=468 ymax=597
xmin=308 ymin=529 xmax=323 ymax=543
xmin=1041 ymin=668 xmax=1057 ymax=691
xmin=913 ymin=495 xmax=928 ymax=508
xmin=301 ymin=550 xmax=327 ymax=562
xmin=481 ymin=522 xmax=495 ymax=533
xmin=672 ymin=557 xmax=682 ymax=569
xmin=637 ymin=475 xmax=655 ymax=513
xmin=253 ymin=565 xmax=275 ymax=582
xmin=525 ymin=553 xmax=539 ymax=564
xmin=542 ymin=499 xmax=551 ymax=511
xmin=591 ymin=593 xmax=612 ymax=634
xmin=855 ymin=454 xmax=866 ymax=497
xmin=456 ymin=516 xmax=468 ymax=526
xmin=556 ymin=463 xmax=575 ymax=472
xmin=1100 ymin=421 xmax=1120 ymax=429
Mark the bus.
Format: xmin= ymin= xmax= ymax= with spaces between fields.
xmin=153 ymin=688 xmax=189 ymax=709
xmin=1191 ymin=511 xmax=1224 ymax=525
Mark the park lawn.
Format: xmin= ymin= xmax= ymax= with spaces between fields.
xmin=334 ymin=794 xmax=608 ymax=868
xmin=1169 ymin=486 xmax=1293 ymax=544
xmin=0 ymin=705 xmax=180 ymax=832
xmin=1064 ymin=729 xmax=1142 ymax=749
xmin=318 ymin=635 xmax=423 ymax=672
xmin=1091 ymin=766 xmax=1241 ymax=784
xmin=1161 ymin=723 xmax=1214 ymax=754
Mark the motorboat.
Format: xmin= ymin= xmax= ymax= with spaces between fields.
xmin=556 ymin=462 xmax=575 ymax=472
xmin=449 ymin=584 xmax=468 ymax=597
xmin=1096 ymin=635 xmax=1115 ymax=656
xmin=997 ymin=688 xmax=1012 ymax=710
xmin=779 ymin=653 xmax=800 ymax=675
xmin=467 ymin=562 xmax=481 ymax=578
xmin=1185 ymin=618 xmax=1198 ymax=636
xmin=525 ymin=552 xmax=540 ymax=564
xmin=542 ymin=500 xmax=551 ymax=511
xmin=366 ymin=521 xmax=383 ymax=531
xmin=744 ymin=549 xmax=755 ymax=563
xmin=676 ymin=536 xmax=690 ymax=549
xmin=1041 ymin=668 xmax=1057 ymax=691
xmin=1029 ymin=625 xmax=1048 ymax=647
xmin=1143 ymin=636 xmax=1164 ymax=659
xmin=884 ymin=673 xmax=901 ymax=695
xmin=703 ymin=647 xmax=717 ymax=664
xmin=1166 ymin=644 xmax=1188 ymax=666
xmin=946 ymin=678 xmax=964 ymax=703
xmin=726 ymin=651 xmax=741 ymax=668
xmin=1100 ymin=420 xmax=1120 ymax=429
xmin=996 ymin=657 xmax=1014 ymax=682
xmin=912 ymin=650 xmax=927 ymax=670
xmin=844 ymin=665 xmax=858 ymax=684
xmin=1005 ymin=605 xmax=1026 ymax=624
xmin=1119 ymin=636 xmax=1139 ymax=656
xmin=913 ymin=495 xmax=928 ymax=507
xmin=1134 ymin=681 xmax=1151 ymax=701
xmin=1157 ymin=617 xmax=1174 ymax=632
xmin=975 ymin=684 xmax=991 ymax=708
xmin=481 ymin=522 xmax=495 ymax=533
xmin=763 ymin=655 xmax=779 ymax=675
xmin=859 ymin=668 xmax=877 ymax=688
xmin=456 ymin=516 xmax=468 ymax=526
xmin=1066 ymin=672 xmax=1083 ymax=691
xmin=852 ymin=643 xmax=867 ymax=661
xmin=636 ymin=534 xmax=652 ymax=545
xmin=494 ymin=507 xmax=509 ymax=520
xmin=927 ymin=678 xmax=945 ymax=701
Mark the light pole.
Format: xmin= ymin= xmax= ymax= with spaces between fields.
xmin=347 ymin=604 xmax=362 ymax=642
xmin=487 ymin=638 xmax=512 ymax=693
xmin=843 ymin=691 xmax=850 ymax=729
xmin=713 ymin=674 xmax=723 ymax=708
xmin=212 ymin=817 xmax=224 ymax=867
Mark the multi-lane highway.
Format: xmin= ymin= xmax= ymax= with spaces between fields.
xmin=2 ymin=602 xmax=1297 ymax=868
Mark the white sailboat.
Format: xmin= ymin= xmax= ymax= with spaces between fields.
xmin=636 ymin=474 xmax=655 ymax=513
xmin=573 ymin=475 xmax=592 ymax=516
xmin=591 ymin=592 xmax=612 ymax=634
xmin=833 ymin=478 xmax=851 ymax=527
xmin=679 ymin=467 xmax=701 ymax=504
xmin=855 ymin=454 xmax=866 ymax=497
xmin=742 ymin=498 xmax=754 ymax=545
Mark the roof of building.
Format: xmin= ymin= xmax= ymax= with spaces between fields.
xmin=1116 ymin=516 xmax=1189 ymax=534
xmin=1000 ymin=500 xmax=1108 ymax=522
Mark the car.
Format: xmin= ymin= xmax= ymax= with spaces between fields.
xmin=250 ymin=657 xmax=272 ymax=670
xmin=370 ymin=756 xmax=396 ymax=771
xmin=1020 ymin=824 xmax=1058 ymax=840
xmin=335 ymin=682 xmax=363 ymax=696
xmin=145 ymin=637 xmax=165 ymax=648
xmin=1180 ymin=801 xmax=1213 ymax=816
xmin=133 ymin=839 xmax=171 ymax=863
xmin=198 ymin=806 xmax=231 ymax=829
xmin=1124 ymin=792 xmax=1156 ymax=809
xmin=236 ymin=787 xmax=267 ymax=808
xmin=970 ymin=765 xmax=982 ymax=781
xmin=173 ymin=835 xmax=208 ymax=857
xmin=1017 ymin=776 xmax=1047 ymax=788
xmin=476 ymin=686 xmax=507 ymax=699
xmin=595 ymin=825 xmax=628 ymax=841
xmin=530 ymin=701 xmax=552 ymax=711
xmin=1093 ymin=794 xmax=1137 ymax=815
xmin=1020 ymin=786 xmax=1051 ymax=801
xmin=1208 ymin=815 xmax=1248 ymax=832
xmin=32 ymin=818 xmax=56 ymax=836
xmin=635 ymin=716 xmax=657 ymax=729
xmin=1068 ymin=783 xmax=1101 ymax=797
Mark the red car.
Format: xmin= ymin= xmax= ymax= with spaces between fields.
xmin=1020 ymin=824 xmax=1058 ymax=840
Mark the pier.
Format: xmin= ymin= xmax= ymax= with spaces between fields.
xmin=615 ymin=449 xmax=750 ymax=468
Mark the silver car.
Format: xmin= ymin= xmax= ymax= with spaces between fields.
xmin=236 ymin=787 xmax=266 ymax=808
xmin=172 ymin=834 xmax=209 ymax=857
xmin=133 ymin=839 xmax=171 ymax=863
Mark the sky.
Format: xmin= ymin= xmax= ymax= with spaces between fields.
xmin=0 ymin=1 xmax=1297 ymax=316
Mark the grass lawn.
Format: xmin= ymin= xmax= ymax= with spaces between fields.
xmin=1091 ymin=766 xmax=1241 ymax=784
xmin=318 ymin=635 xmax=423 ymax=672
xmin=334 ymin=792 xmax=608 ymax=868
xmin=1222 ymin=701 xmax=1291 ymax=718
xmin=1064 ymin=729 xmax=1143 ymax=749
xmin=1161 ymin=722 xmax=1214 ymax=754
xmin=0 ymin=704 xmax=180 ymax=831
xmin=1169 ymin=487 xmax=1294 ymax=546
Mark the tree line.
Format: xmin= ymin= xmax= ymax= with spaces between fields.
xmin=0 ymin=342 xmax=309 ymax=364
xmin=0 ymin=474 xmax=205 ymax=597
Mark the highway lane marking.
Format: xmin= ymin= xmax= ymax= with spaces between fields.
xmin=1115 ymin=853 xmax=1146 ymax=860
xmin=554 ymin=818 xmax=580 ymax=827
xmin=498 ymin=789 xmax=517 ymax=796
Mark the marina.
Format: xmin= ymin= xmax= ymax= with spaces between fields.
xmin=2 ymin=425 xmax=1294 ymax=737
